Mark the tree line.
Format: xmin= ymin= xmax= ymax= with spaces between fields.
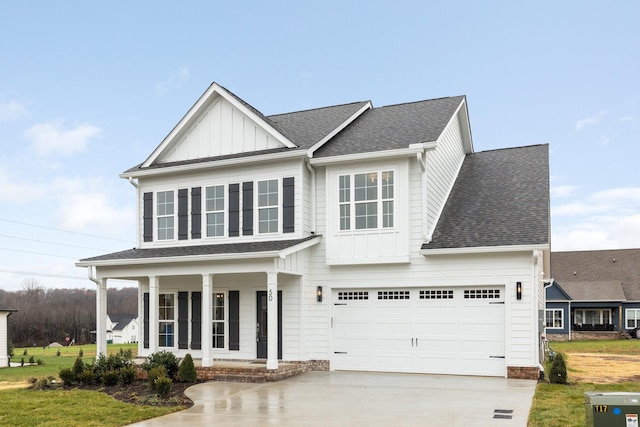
xmin=0 ymin=279 xmax=137 ymax=347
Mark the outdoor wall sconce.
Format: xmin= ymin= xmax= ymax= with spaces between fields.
xmin=516 ymin=281 xmax=522 ymax=300
xmin=317 ymin=286 xmax=323 ymax=302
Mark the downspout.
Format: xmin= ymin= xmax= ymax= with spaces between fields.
xmin=416 ymin=151 xmax=429 ymax=242
xmin=305 ymin=159 xmax=317 ymax=234
xmin=540 ymin=279 xmax=554 ymax=373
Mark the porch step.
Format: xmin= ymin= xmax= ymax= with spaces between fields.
xmin=214 ymin=373 xmax=267 ymax=383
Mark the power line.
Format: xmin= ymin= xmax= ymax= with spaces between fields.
xmin=0 ymin=218 xmax=134 ymax=243
xmin=0 ymin=268 xmax=87 ymax=280
xmin=0 ymin=247 xmax=78 ymax=260
xmin=0 ymin=234 xmax=111 ymax=252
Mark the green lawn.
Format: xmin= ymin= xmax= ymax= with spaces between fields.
xmin=0 ymin=343 xmax=184 ymax=426
xmin=528 ymin=340 xmax=640 ymax=426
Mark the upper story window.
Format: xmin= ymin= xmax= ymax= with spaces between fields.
xmin=157 ymin=191 xmax=174 ymax=240
xmin=258 ymin=179 xmax=278 ymax=233
xmin=339 ymin=171 xmax=394 ymax=231
xmin=206 ymin=185 xmax=225 ymax=237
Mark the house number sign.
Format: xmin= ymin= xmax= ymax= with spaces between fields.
xmin=268 ymin=289 xmax=273 ymax=301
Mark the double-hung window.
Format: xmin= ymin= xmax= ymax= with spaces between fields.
xmin=157 ymin=191 xmax=175 ymax=240
xmin=205 ymin=185 xmax=225 ymax=237
xmin=545 ymin=309 xmax=563 ymax=329
xmin=626 ymin=309 xmax=640 ymax=328
xmin=339 ymin=171 xmax=394 ymax=230
xmin=212 ymin=292 xmax=226 ymax=349
xmin=158 ymin=293 xmax=175 ymax=347
xmin=258 ymin=179 xmax=278 ymax=233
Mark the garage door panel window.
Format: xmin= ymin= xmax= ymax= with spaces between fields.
xmin=545 ymin=309 xmax=563 ymax=329
xmin=626 ymin=309 xmax=640 ymax=328
xmin=420 ymin=290 xmax=454 ymax=300
xmin=378 ymin=290 xmax=410 ymax=300
xmin=338 ymin=291 xmax=369 ymax=301
xmin=464 ymin=289 xmax=501 ymax=299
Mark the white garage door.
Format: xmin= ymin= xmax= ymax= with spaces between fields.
xmin=331 ymin=287 xmax=505 ymax=377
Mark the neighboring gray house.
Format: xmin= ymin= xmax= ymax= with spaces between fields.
xmin=545 ymin=248 xmax=640 ymax=340
xmin=78 ymin=82 xmax=550 ymax=379
xmin=0 ymin=308 xmax=16 ymax=367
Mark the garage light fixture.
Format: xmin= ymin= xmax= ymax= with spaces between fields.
xmin=516 ymin=282 xmax=522 ymax=300
xmin=317 ymin=286 xmax=323 ymax=302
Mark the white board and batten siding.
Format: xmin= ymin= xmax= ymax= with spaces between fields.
xmin=158 ymin=96 xmax=285 ymax=164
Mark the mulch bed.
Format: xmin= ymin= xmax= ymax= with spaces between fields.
xmin=67 ymin=381 xmax=198 ymax=408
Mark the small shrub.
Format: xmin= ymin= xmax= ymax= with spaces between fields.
xmin=23 ymin=349 xmax=28 ymax=356
xmin=549 ymin=352 xmax=568 ymax=384
xmin=28 ymin=355 xmax=35 ymax=364
xmin=142 ymin=351 xmax=179 ymax=379
xmin=36 ymin=359 xmax=43 ymax=365
xmin=120 ymin=366 xmax=136 ymax=385
xmin=20 ymin=358 xmax=24 ymax=366
xmin=56 ymin=350 xmax=61 ymax=357
xmin=102 ymin=369 xmax=119 ymax=386
xmin=77 ymin=369 xmax=96 ymax=385
xmin=8 ymin=340 xmax=14 ymax=358
xmin=73 ymin=357 xmax=85 ymax=376
xmin=153 ymin=376 xmax=172 ymax=398
xmin=78 ymin=349 xmax=84 ymax=358
xmin=58 ymin=368 xmax=76 ymax=386
xmin=178 ymin=353 xmax=197 ymax=383
xmin=147 ymin=366 xmax=167 ymax=386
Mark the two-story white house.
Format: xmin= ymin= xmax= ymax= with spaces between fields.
xmin=77 ymin=82 xmax=550 ymax=379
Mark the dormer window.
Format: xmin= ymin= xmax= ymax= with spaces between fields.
xmin=157 ymin=191 xmax=175 ymax=240
xmin=339 ymin=171 xmax=394 ymax=231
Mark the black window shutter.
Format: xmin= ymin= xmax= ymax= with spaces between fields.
xmin=191 ymin=187 xmax=201 ymax=239
xmin=283 ymin=177 xmax=295 ymax=233
xmin=178 ymin=189 xmax=188 ymax=240
xmin=143 ymin=193 xmax=153 ymax=242
xmin=178 ymin=292 xmax=188 ymax=349
xmin=229 ymin=291 xmax=240 ymax=351
xmin=242 ymin=182 xmax=253 ymax=236
xmin=228 ymin=184 xmax=240 ymax=237
xmin=191 ymin=292 xmax=202 ymax=350
xmin=143 ymin=292 xmax=150 ymax=349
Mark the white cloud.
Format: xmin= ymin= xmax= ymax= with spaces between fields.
xmin=552 ymin=186 xmax=640 ymax=251
xmin=156 ymin=66 xmax=190 ymax=95
xmin=0 ymin=168 xmax=45 ymax=203
xmin=550 ymin=185 xmax=576 ymax=198
xmin=0 ymin=100 xmax=29 ymax=122
xmin=575 ymin=111 xmax=606 ymax=131
xmin=25 ymin=121 xmax=101 ymax=157
xmin=55 ymin=190 xmax=134 ymax=234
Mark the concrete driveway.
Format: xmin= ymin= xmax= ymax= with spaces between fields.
xmin=127 ymin=371 xmax=537 ymax=427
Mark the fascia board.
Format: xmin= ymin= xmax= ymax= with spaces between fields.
xmin=420 ymin=243 xmax=550 ymax=256
xmin=120 ymin=150 xmax=307 ymax=179
xmin=307 ymin=102 xmax=373 ymax=157
xmin=141 ymin=83 xmax=295 ymax=168
xmin=76 ymin=250 xmax=282 ymax=268
xmin=309 ymin=147 xmax=424 ymax=166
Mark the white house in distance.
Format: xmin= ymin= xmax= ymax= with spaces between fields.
xmin=91 ymin=315 xmax=139 ymax=344
xmin=77 ymin=83 xmax=550 ymax=379
xmin=1 ymin=308 xmax=17 ymax=367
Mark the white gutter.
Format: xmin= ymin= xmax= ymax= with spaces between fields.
xmin=420 ymin=243 xmax=550 ymax=256
xmin=87 ymin=266 xmax=100 ymax=286
xmin=309 ymin=146 xmax=425 ymax=166
xmin=305 ymin=159 xmax=317 ymax=234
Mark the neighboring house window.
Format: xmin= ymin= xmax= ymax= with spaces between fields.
xmin=574 ymin=309 xmax=611 ymax=326
xmin=258 ymin=179 xmax=278 ymax=233
xmin=206 ymin=185 xmax=225 ymax=237
xmin=212 ymin=292 xmax=226 ymax=349
xmin=338 ymin=171 xmax=394 ymax=230
xmin=157 ymin=191 xmax=175 ymax=240
xmin=626 ymin=309 xmax=640 ymax=328
xmin=159 ymin=294 xmax=175 ymax=347
xmin=545 ymin=309 xmax=563 ymax=329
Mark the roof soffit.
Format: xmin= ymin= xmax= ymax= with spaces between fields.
xmin=141 ymin=83 xmax=295 ymax=169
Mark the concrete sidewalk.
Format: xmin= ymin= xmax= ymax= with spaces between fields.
xmin=127 ymin=371 xmax=537 ymax=426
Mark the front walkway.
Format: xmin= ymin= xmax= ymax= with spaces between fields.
xmin=127 ymin=371 xmax=537 ymax=427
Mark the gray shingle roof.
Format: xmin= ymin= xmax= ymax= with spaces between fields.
xmin=551 ymin=249 xmax=640 ymax=301
xmin=80 ymin=236 xmax=319 ymax=263
xmin=313 ymin=96 xmax=465 ymax=157
xmin=557 ymin=281 xmax=626 ymax=301
xmin=422 ymin=144 xmax=550 ymax=250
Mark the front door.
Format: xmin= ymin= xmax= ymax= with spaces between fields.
xmin=256 ymin=291 xmax=282 ymax=359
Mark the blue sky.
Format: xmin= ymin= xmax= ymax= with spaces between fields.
xmin=1 ymin=1 xmax=638 ymax=291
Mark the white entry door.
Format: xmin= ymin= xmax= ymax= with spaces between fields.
xmin=331 ymin=287 xmax=505 ymax=376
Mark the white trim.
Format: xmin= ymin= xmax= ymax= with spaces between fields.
xmin=141 ymin=83 xmax=295 ymax=168
xmin=307 ymin=102 xmax=373 ymax=157
xmin=309 ymin=147 xmax=425 ymax=166
xmin=121 ymin=150 xmax=307 ymax=179
xmin=420 ymin=244 xmax=549 ymax=256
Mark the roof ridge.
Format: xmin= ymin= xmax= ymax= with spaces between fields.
xmin=268 ymin=100 xmax=370 ymax=118
xmin=473 ymin=143 xmax=548 ymax=154
xmin=378 ymin=95 xmax=465 ymax=109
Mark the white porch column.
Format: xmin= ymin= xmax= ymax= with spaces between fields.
xmin=267 ymin=272 xmax=278 ymax=370
xmin=96 ymin=278 xmax=108 ymax=358
xmin=149 ymin=276 xmax=158 ymax=352
xmin=201 ymin=274 xmax=212 ymax=367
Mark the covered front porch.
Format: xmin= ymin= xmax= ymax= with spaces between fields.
xmin=76 ymin=237 xmax=323 ymax=371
